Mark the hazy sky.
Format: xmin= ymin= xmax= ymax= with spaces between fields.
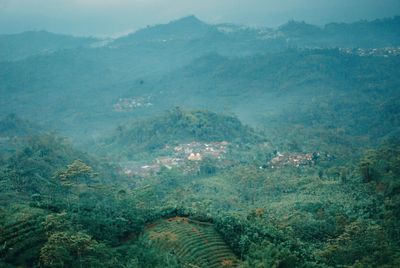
xmin=0 ymin=0 xmax=399 ymax=36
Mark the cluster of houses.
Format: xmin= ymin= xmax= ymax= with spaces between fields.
xmin=113 ymin=97 xmax=153 ymax=112
xmin=171 ymin=141 xmax=228 ymax=160
xmin=122 ymin=141 xmax=229 ymax=177
xmin=339 ymin=47 xmax=400 ymax=57
xmin=267 ymin=152 xmax=317 ymax=169
xmin=121 ymin=140 xmax=324 ymax=176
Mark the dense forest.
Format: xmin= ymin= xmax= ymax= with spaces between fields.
xmin=0 ymin=15 xmax=399 ymax=267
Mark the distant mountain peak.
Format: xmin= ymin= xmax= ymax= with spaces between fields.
xmin=171 ymin=15 xmax=205 ymax=25
xmin=278 ymin=20 xmax=322 ymax=36
xmin=279 ymin=20 xmax=321 ymax=30
xmin=113 ymin=15 xmax=210 ymax=45
xmin=163 ymin=15 xmax=208 ymax=31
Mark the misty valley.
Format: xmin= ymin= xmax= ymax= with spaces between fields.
xmin=0 ymin=16 xmax=400 ymax=268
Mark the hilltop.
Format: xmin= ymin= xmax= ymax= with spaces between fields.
xmin=279 ymin=16 xmax=400 ymax=47
xmin=100 ymin=108 xmax=265 ymax=159
xmin=113 ymin=15 xmax=211 ymax=45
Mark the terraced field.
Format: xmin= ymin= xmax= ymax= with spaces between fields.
xmin=0 ymin=216 xmax=46 ymax=264
xmin=145 ymin=217 xmax=239 ymax=268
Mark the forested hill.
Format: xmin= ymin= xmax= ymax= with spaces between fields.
xmin=278 ymin=16 xmax=400 ymax=48
xmin=142 ymin=50 xmax=400 ymax=145
xmin=0 ymin=115 xmax=116 ymax=198
xmin=0 ymin=31 xmax=98 ymax=62
xmin=100 ymin=108 xmax=266 ymax=158
xmin=0 ymin=16 xmax=399 ymax=143
xmin=112 ymin=15 xmax=400 ymax=49
xmin=1 ymin=15 xmax=399 ymax=63
xmin=1 ymin=45 xmax=398 ymax=144
xmin=1 ymin=12 xmax=400 ymax=268
xmin=113 ymin=15 xmax=212 ymax=44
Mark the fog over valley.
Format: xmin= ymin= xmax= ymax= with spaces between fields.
xmin=0 ymin=2 xmax=399 ymax=268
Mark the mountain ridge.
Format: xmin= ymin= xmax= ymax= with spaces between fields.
xmin=0 ymin=31 xmax=98 ymax=61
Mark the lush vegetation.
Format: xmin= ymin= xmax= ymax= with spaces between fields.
xmin=144 ymin=217 xmax=238 ymax=267
xmin=1 ymin=15 xmax=399 ymax=268
xmin=100 ymin=108 xmax=265 ymax=160
xmin=0 ymin=17 xmax=399 ymax=142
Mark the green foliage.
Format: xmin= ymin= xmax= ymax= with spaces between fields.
xmin=358 ymin=142 xmax=400 ymax=191
xmin=43 ymin=212 xmax=70 ymax=235
xmin=143 ymin=217 xmax=238 ymax=267
xmin=214 ymin=214 xmax=318 ymax=266
xmin=319 ymin=220 xmax=395 ymax=267
xmin=72 ymin=194 xmax=146 ymax=245
xmin=359 ymin=151 xmax=377 ymax=183
xmin=243 ymin=241 xmax=319 ymax=268
xmin=0 ymin=131 xmax=90 ymax=195
xmin=199 ymin=156 xmax=218 ymax=175
xmin=1 ymin=17 xmax=400 ymax=267
xmin=39 ymin=231 xmax=113 ymax=268
xmin=0 ymin=205 xmax=47 ymax=266
xmin=102 ymin=108 xmax=264 ymax=159
xmin=54 ymin=159 xmax=97 ymax=187
xmin=115 ymin=238 xmax=182 ymax=268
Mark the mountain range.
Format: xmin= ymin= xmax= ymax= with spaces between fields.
xmin=0 ymin=16 xmax=399 ymax=145
xmin=1 ymin=15 xmax=400 ymax=62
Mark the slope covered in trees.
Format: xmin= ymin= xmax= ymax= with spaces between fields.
xmin=1 ymin=15 xmax=399 ymax=268
xmin=100 ymin=108 xmax=265 ymax=159
xmin=0 ymin=31 xmax=98 ymax=62
xmin=0 ymin=17 xmax=399 ymax=142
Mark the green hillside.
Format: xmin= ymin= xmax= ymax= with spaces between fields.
xmin=0 ymin=18 xmax=399 ymax=142
xmin=145 ymin=217 xmax=239 ymax=267
xmin=1 ymin=14 xmax=400 ymax=268
xmin=0 ymin=31 xmax=97 ymax=62
xmin=100 ymin=108 xmax=265 ymax=159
